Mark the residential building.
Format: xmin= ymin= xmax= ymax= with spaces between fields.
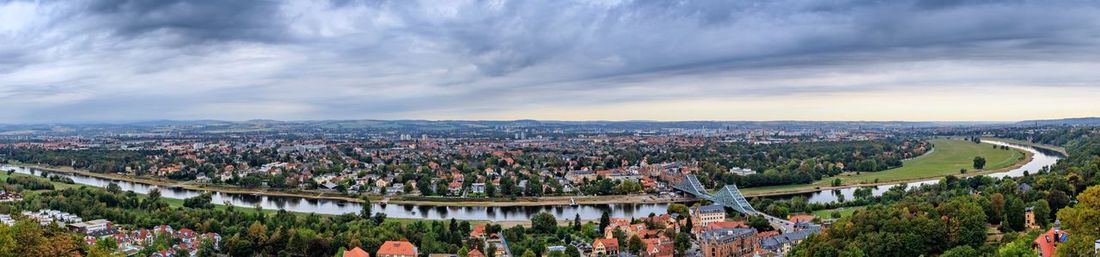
xmin=344 ymin=247 xmax=371 ymax=257
xmin=566 ymin=170 xmax=597 ymax=184
xmin=470 ymin=224 xmax=487 ymax=240
xmin=471 ymin=183 xmax=486 ymax=194
xmin=377 ymin=240 xmax=418 ymax=257
xmin=1033 ymin=222 xmax=1069 ymax=257
xmin=699 ymin=228 xmax=757 ymax=257
xmin=592 ymin=238 xmax=619 ymax=257
xmin=68 ymin=219 xmax=113 ymax=235
xmin=759 ymin=225 xmax=821 ymax=255
xmin=692 ymin=205 xmax=726 ymax=227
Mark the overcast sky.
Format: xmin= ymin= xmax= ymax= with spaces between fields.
xmin=2 ymin=0 xmax=1100 ymax=123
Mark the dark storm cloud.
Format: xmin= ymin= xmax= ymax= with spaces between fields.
xmin=2 ymin=0 xmax=1100 ymax=122
xmin=76 ymin=0 xmax=290 ymax=43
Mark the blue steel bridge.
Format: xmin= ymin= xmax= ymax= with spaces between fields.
xmin=671 ymin=174 xmax=794 ymax=232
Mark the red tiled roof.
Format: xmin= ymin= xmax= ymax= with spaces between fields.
xmin=344 ymin=247 xmax=371 ymax=257
xmin=594 ymin=238 xmax=619 ymax=250
xmin=470 ymin=224 xmax=486 ymax=238
xmin=377 ymin=241 xmax=417 ymax=256
xmin=467 ymin=249 xmax=485 ymax=257
xmin=704 ymin=221 xmax=748 ymax=231
xmin=1034 ymin=228 xmax=1068 ymax=257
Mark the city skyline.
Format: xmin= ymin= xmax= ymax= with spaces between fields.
xmin=3 ymin=0 xmax=1100 ymax=122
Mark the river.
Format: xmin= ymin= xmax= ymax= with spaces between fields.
xmin=2 ymin=164 xmax=670 ymax=221
xmin=1 ymin=140 xmax=1062 ymax=221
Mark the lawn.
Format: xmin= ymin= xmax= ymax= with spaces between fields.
xmin=741 ymin=139 xmax=1025 ymax=195
xmin=811 ymin=206 xmax=864 ymax=219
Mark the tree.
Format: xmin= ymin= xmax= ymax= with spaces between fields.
xmin=565 ymin=245 xmax=580 ymax=257
xmin=682 ymin=216 xmax=693 ymax=234
xmin=573 ymin=214 xmax=582 ymax=231
xmin=145 ymin=188 xmax=162 ymax=209
xmin=627 ymin=235 xmax=644 ymax=254
xmin=1030 ymin=199 xmax=1051 ymax=228
xmin=832 ymin=178 xmax=842 ymax=187
xmin=997 ymin=235 xmax=1035 ymax=257
xmin=839 ymin=243 xmax=865 ymax=257
xmin=989 ymin=193 xmax=1005 ymax=224
xmin=360 ymin=197 xmax=372 ymax=219
xmin=183 ymin=192 xmax=214 ymax=209
xmin=1004 ymin=197 xmax=1026 ymax=232
xmin=531 ymin=212 xmax=557 ymax=234
xmin=88 ymin=237 xmax=121 ymax=257
xmin=599 ymin=211 xmax=610 ymax=234
xmin=107 ymin=183 xmax=122 ymax=193
xmin=373 ymin=212 xmax=387 ymax=224
xmin=667 ymin=203 xmax=689 ymax=217
xmin=418 ymin=176 xmax=433 ymax=195
xmin=485 ymin=182 xmax=496 ymax=197
xmin=853 ymin=187 xmax=873 ymax=200
xmin=1055 ymin=185 xmax=1100 ymax=256
xmin=747 ymin=215 xmax=773 ymax=232
xmin=148 ymin=188 xmax=161 ymax=201
xmin=972 ymin=156 xmax=986 ymax=170
xmin=940 ymin=245 xmax=977 ymax=257
xmin=674 ymin=232 xmax=691 ymax=256
xmin=938 ymin=198 xmax=988 ymax=248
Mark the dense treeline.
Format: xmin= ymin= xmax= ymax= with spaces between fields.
xmin=995 ymin=127 xmax=1094 ymax=147
xmin=788 ymin=172 xmax=1066 ymax=256
xmin=1 ymin=148 xmax=160 ymax=173
xmin=6 ymin=176 xmax=55 ymax=190
xmin=677 ymin=139 xmax=928 ymax=188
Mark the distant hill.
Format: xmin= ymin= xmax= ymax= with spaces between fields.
xmin=0 ymin=119 xmax=1011 ymax=136
xmin=1017 ymin=117 xmax=1100 ymax=126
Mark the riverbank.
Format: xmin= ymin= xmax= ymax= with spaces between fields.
xmin=389 ymin=194 xmax=694 ymax=207
xmin=980 ymin=137 xmax=1068 ymax=156
xmin=6 ymin=162 xmax=693 ymax=207
xmin=740 ymin=139 xmax=1034 ymax=197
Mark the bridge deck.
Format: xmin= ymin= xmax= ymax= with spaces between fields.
xmin=671 ymin=174 xmax=757 ymax=214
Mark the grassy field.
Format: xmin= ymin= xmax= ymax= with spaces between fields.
xmin=811 ymin=206 xmax=864 ymax=219
xmin=742 ymin=139 xmax=1026 ymax=195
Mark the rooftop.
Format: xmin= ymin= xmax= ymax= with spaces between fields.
xmin=377 ymin=241 xmax=417 ymax=256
